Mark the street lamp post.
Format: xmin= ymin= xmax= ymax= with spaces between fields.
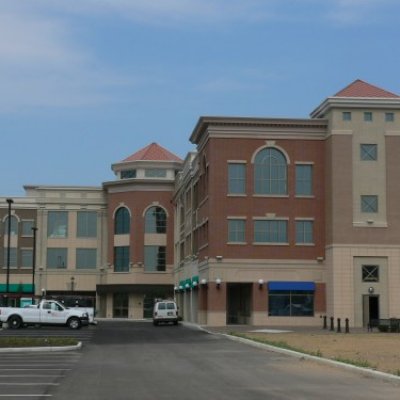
xmin=5 ymin=198 xmax=14 ymax=306
xmin=31 ymin=227 xmax=38 ymax=299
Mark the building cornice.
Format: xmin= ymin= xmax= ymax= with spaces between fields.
xmin=310 ymin=97 xmax=400 ymax=118
xmin=190 ymin=116 xmax=328 ymax=145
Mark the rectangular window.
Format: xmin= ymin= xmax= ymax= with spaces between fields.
xmin=4 ymin=217 xmax=18 ymax=236
xmin=120 ymin=169 xmax=136 ymax=179
xmin=21 ymin=220 xmax=34 ymax=237
xmin=361 ymin=195 xmax=378 ymax=213
xmin=228 ymin=163 xmax=246 ymax=194
xmin=76 ymin=248 xmax=97 ymax=269
xmin=47 ymin=248 xmax=67 ymax=269
xmin=360 ymin=144 xmax=377 ymax=161
xmin=48 ymin=211 xmax=68 ymax=238
xmin=3 ymin=248 xmax=17 ymax=268
xmin=385 ymin=112 xmax=394 ymax=122
xmin=77 ymin=211 xmax=97 ymax=238
xmin=254 ymin=220 xmax=288 ymax=243
xmin=296 ymin=221 xmax=313 ymax=244
xmin=295 ymin=165 xmax=313 ymax=195
xmin=144 ymin=246 xmax=166 ymax=272
xmin=342 ymin=112 xmax=352 ymax=121
xmin=114 ymin=246 xmax=130 ymax=272
xmin=145 ymin=169 xmax=167 ymax=178
xmin=228 ymin=219 xmax=245 ymax=242
xmin=268 ymin=290 xmax=314 ymax=316
xmin=21 ymin=249 xmax=33 ymax=268
xmin=364 ymin=112 xmax=373 ymax=122
xmin=362 ymin=265 xmax=379 ymax=282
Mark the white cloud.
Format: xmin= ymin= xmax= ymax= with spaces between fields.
xmin=324 ymin=0 xmax=397 ymax=25
xmin=0 ymin=3 xmax=136 ymax=111
xmin=199 ymin=68 xmax=283 ymax=93
xmin=20 ymin=0 xmax=275 ymax=25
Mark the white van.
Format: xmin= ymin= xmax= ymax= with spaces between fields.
xmin=153 ymin=300 xmax=178 ymax=326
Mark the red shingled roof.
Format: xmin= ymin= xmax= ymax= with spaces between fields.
xmin=122 ymin=143 xmax=182 ymax=162
xmin=334 ymin=79 xmax=399 ymax=98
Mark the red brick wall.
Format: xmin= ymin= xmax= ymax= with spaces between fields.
xmin=198 ymin=137 xmax=325 ymax=261
xmin=106 ymin=190 xmax=175 ymax=265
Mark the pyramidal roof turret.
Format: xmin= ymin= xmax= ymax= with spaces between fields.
xmin=310 ymin=79 xmax=400 ymax=118
xmin=333 ymin=79 xmax=400 ymax=98
xmin=122 ymin=142 xmax=182 ymax=163
xmin=107 ymin=142 xmax=183 ymax=184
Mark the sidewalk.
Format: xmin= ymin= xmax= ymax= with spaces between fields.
xmin=204 ymin=324 xmax=369 ymax=335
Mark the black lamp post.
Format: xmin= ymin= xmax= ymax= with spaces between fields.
xmin=31 ymin=227 xmax=38 ymax=299
xmin=5 ymin=198 xmax=14 ymax=305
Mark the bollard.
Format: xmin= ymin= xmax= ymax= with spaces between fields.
xmin=330 ymin=317 xmax=334 ymax=331
xmin=323 ymin=315 xmax=327 ymax=330
xmin=337 ymin=318 xmax=341 ymax=333
xmin=345 ymin=318 xmax=350 ymax=333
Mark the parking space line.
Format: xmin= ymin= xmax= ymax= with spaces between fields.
xmin=0 ymin=383 xmax=60 ymax=386
xmin=0 ymin=369 xmax=71 ymax=371
xmin=0 ymin=396 xmax=52 ymax=397
xmin=0 ymin=375 xmax=62 ymax=377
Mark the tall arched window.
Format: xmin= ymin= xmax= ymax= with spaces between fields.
xmin=254 ymin=148 xmax=287 ymax=195
xmin=114 ymin=207 xmax=130 ymax=234
xmin=145 ymin=206 xmax=167 ymax=234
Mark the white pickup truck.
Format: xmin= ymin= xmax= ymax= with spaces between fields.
xmin=0 ymin=300 xmax=89 ymax=330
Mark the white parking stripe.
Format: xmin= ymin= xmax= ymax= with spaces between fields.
xmin=0 ymin=383 xmax=59 ymax=386
xmin=0 ymin=369 xmax=71 ymax=371
xmin=0 ymin=370 xmax=63 ymax=378
xmin=0 ymin=396 xmax=52 ymax=397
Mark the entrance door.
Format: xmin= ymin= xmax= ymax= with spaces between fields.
xmin=113 ymin=293 xmax=129 ymax=318
xmin=363 ymin=295 xmax=379 ymax=327
xmin=227 ymin=283 xmax=252 ymax=325
xmin=143 ymin=296 xmax=154 ymax=319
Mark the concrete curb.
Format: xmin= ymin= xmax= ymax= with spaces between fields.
xmin=0 ymin=341 xmax=82 ymax=353
xmin=205 ymin=330 xmax=400 ymax=384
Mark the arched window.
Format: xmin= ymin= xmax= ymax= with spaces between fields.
xmin=254 ymin=148 xmax=287 ymax=195
xmin=145 ymin=206 xmax=167 ymax=234
xmin=114 ymin=207 xmax=130 ymax=234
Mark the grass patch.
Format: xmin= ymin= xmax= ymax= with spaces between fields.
xmin=232 ymin=332 xmax=380 ymax=371
xmin=0 ymin=337 xmax=79 ymax=348
xmin=333 ymin=356 xmax=376 ymax=369
xmin=231 ymin=332 xmax=323 ymax=358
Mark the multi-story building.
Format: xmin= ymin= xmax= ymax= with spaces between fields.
xmin=100 ymin=143 xmax=182 ymax=318
xmin=174 ymin=79 xmax=400 ymax=327
xmin=0 ymin=143 xmax=182 ymax=319
xmin=1 ymin=80 xmax=400 ymax=327
xmin=1 ymin=185 xmax=107 ymax=308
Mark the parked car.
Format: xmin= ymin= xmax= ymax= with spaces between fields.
xmin=153 ymin=300 xmax=178 ymax=326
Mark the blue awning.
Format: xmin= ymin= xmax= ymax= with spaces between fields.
xmin=268 ymin=281 xmax=315 ymax=291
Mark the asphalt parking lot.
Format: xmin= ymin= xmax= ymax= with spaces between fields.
xmin=1 ymin=322 xmax=400 ymax=400
xmin=0 ymin=325 xmax=96 ymax=399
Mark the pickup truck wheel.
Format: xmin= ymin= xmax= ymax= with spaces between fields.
xmin=68 ymin=317 xmax=81 ymax=330
xmin=8 ymin=315 xmax=22 ymax=329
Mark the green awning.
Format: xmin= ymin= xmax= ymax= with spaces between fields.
xmin=191 ymin=276 xmax=199 ymax=288
xmin=184 ymin=279 xmax=191 ymax=290
xmin=0 ymin=283 xmax=34 ymax=293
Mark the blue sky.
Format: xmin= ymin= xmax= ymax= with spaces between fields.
xmin=1 ymin=0 xmax=400 ymax=196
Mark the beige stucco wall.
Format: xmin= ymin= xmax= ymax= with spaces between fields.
xmin=326 ymin=245 xmax=400 ymax=327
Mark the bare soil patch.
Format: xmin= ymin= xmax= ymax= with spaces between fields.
xmin=240 ymin=331 xmax=400 ymax=376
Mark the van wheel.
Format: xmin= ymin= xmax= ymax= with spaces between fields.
xmin=153 ymin=320 xmax=158 ymax=326
xmin=9 ymin=315 xmax=22 ymax=329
